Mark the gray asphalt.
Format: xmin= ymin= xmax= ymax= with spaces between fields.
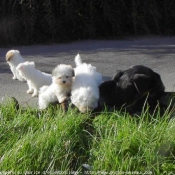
xmin=1 ymin=36 xmax=175 ymax=108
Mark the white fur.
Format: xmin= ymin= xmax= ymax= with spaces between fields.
xmin=38 ymin=64 xmax=74 ymax=109
xmin=6 ymin=50 xmax=26 ymax=81
xmin=16 ymin=61 xmax=52 ymax=97
xmin=71 ymin=54 xmax=102 ymax=113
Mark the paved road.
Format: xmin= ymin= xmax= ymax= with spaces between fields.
xmin=0 ymin=36 xmax=175 ymax=108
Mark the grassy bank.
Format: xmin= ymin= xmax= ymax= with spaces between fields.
xmin=0 ymin=101 xmax=175 ymax=174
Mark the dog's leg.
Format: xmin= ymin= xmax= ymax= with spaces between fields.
xmin=16 ymin=71 xmax=25 ymax=81
xmin=27 ymin=88 xmax=34 ymax=94
xmin=27 ymin=81 xmax=34 ymax=94
xmin=32 ymin=89 xmax=38 ymax=97
xmin=10 ymin=66 xmax=17 ymax=80
xmin=61 ymin=100 xmax=68 ymax=112
xmin=38 ymin=97 xmax=48 ymax=109
xmin=59 ymin=96 xmax=67 ymax=103
xmin=57 ymin=95 xmax=68 ymax=112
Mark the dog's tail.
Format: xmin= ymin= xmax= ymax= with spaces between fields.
xmin=75 ymin=53 xmax=83 ymax=66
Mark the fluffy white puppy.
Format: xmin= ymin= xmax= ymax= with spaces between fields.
xmin=38 ymin=64 xmax=74 ymax=109
xmin=6 ymin=50 xmax=26 ymax=81
xmin=16 ymin=61 xmax=52 ymax=97
xmin=71 ymin=54 xmax=103 ymax=113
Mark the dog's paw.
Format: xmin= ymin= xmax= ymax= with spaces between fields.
xmin=32 ymin=93 xmax=38 ymax=98
xmin=27 ymin=90 xmax=34 ymax=94
xmin=18 ymin=77 xmax=26 ymax=82
xmin=12 ymin=76 xmax=17 ymax=80
xmin=59 ymin=97 xmax=67 ymax=103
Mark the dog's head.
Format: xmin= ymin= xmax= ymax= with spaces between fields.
xmin=6 ymin=50 xmax=20 ymax=62
xmin=16 ymin=61 xmax=35 ymax=77
xmin=99 ymin=80 xmax=119 ymax=108
xmin=71 ymin=86 xmax=99 ymax=113
xmin=52 ymin=64 xmax=74 ymax=87
xmin=113 ymin=65 xmax=165 ymax=102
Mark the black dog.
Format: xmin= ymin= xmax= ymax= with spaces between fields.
xmin=99 ymin=65 xmax=166 ymax=114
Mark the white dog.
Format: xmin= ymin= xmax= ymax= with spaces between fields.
xmin=38 ymin=64 xmax=74 ymax=109
xmin=71 ymin=54 xmax=103 ymax=113
xmin=6 ymin=50 xmax=26 ymax=81
xmin=16 ymin=61 xmax=52 ymax=97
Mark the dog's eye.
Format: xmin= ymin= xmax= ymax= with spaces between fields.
xmin=58 ymin=77 xmax=61 ymax=79
xmin=66 ymin=76 xmax=69 ymax=78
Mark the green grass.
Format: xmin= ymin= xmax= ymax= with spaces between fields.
xmin=0 ymin=101 xmax=175 ymax=174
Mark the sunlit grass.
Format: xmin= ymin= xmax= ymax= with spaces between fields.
xmin=0 ymin=100 xmax=175 ymax=174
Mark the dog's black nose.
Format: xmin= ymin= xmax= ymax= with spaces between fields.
xmin=63 ymin=81 xmax=66 ymax=84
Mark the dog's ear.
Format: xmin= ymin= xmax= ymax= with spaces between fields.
xmin=131 ymin=74 xmax=151 ymax=94
xmin=66 ymin=65 xmax=74 ymax=75
xmin=29 ymin=61 xmax=35 ymax=67
xmin=19 ymin=66 xmax=25 ymax=70
xmin=17 ymin=64 xmax=25 ymax=71
xmin=65 ymin=64 xmax=74 ymax=77
xmin=112 ymin=70 xmax=124 ymax=82
xmin=6 ymin=51 xmax=14 ymax=61
xmin=15 ymin=50 xmax=20 ymax=54
xmin=99 ymin=80 xmax=116 ymax=95
xmin=52 ymin=66 xmax=58 ymax=76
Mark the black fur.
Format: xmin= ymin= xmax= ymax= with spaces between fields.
xmin=99 ymin=65 xmax=166 ymax=114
